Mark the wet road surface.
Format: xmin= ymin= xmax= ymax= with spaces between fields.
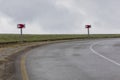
xmin=24 ymin=39 xmax=120 ymax=80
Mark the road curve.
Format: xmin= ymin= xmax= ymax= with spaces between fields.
xmin=20 ymin=39 xmax=120 ymax=80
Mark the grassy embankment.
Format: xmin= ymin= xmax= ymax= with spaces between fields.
xmin=0 ymin=34 xmax=120 ymax=43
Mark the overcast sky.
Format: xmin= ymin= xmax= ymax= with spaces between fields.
xmin=0 ymin=0 xmax=120 ymax=34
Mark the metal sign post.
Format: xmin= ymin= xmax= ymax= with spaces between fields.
xmin=20 ymin=28 xmax=23 ymax=36
xmin=17 ymin=24 xmax=25 ymax=42
xmin=85 ymin=25 xmax=91 ymax=38
xmin=20 ymin=28 xmax=23 ymax=42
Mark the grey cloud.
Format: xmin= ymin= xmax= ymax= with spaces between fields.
xmin=0 ymin=0 xmax=85 ymax=33
xmin=0 ymin=0 xmax=56 ymax=22
xmin=75 ymin=0 xmax=120 ymax=28
xmin=0 ymin=0 xmax=120 ymax=34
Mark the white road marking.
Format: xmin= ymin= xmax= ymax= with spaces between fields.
xmin=90 ymin=41 xmax=120 ymax=66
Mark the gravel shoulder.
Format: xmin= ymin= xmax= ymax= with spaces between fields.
xmin=0 ymin=41 xmax=65 ymax=80
xmin=0 ymin=39 xmax=76 ymax=80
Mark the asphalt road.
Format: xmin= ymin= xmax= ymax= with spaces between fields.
xmin=21 ymin=39 xmax=120 ymax=80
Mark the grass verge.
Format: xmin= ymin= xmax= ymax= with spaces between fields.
xmin=0 ymin=34 xmax=120 ymax=43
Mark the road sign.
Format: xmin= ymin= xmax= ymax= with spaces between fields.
xmin=85 ymin=25 xmax=91 ymax=38
xmin=17 ymin=24 xmax=25 ymax=42
xmin=17 ymin=24 xmax=25 ymax=28
xmin=85 ymin=25 xmax=91 ymax=28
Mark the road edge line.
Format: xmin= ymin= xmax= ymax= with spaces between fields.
xmin=19 ymin=40 xmax=70 ymax=80
xmin=20 ymin=51 xmax=29 ymax=80
xmin=19 ymin=39 xmax=86 ymax=80
xmin=90 ymin=41 xmax=120 ymax=66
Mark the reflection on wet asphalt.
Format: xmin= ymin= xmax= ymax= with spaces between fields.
xmin=25 ymin=39 xmax=120 ymax=80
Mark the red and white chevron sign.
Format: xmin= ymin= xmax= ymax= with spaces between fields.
xmin=85 ymin=25 xmax=91 ymax=28
xmin=17 ymin=24 xmax=25 ymax=28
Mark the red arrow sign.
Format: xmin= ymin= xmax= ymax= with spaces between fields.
xmin=85 ymin=25 xmax=91 ymax=28
xmin=17 ymin=24 xmax=25 ymax=28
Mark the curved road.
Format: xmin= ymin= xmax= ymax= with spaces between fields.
xmin=19 ymin=39 xmax=120 ymax=80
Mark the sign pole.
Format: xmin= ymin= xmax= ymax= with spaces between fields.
xmin=20 ymin=28 xmax=23 ymax=42
xmin=20 ymin=28 xmax=23 ymax=36
xmin=88 ymin=28 xmax=90 ymax=38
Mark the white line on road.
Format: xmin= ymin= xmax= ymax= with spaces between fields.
xmin=90 ymin=41 xmax=120 ymax=66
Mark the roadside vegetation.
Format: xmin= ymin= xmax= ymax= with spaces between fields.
xmin=0 ymin=34 xmax=120 ymax=43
